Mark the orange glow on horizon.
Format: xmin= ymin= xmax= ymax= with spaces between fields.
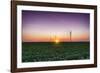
xmin=22 ymin=33 xmax=89 ymax=42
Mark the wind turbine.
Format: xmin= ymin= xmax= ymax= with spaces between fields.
xmin=69 ymin=31 xmax=72 ymax=42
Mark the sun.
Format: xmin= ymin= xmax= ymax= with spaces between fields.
xmin=55 ymin=39 xmax=60 ymax=44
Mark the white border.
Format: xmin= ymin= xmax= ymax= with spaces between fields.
xmin=17 ymin=5 xmax=94 ymax=68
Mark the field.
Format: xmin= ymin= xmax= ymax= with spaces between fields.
xmin=22 ymin=42 xmax=90 ymax=62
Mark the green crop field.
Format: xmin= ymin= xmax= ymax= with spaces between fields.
xmin=22 ymin=42 xmax=90 ymax=62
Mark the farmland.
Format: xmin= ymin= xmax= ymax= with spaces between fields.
xmin=22 ymin=42 xmax=90 ymax=62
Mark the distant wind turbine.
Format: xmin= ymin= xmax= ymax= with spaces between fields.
xmin=70 ymin=31 xmax=72 ymax=41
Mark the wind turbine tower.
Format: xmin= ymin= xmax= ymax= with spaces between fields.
xmin=70 ymin=31 xmax=72 ymax=41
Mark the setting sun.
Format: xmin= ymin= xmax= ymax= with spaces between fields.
xmin=55 ymin=39 xmax=60 ymax=44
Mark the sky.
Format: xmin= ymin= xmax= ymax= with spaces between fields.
xmin=22 ymin=10 xmax=90 ymax=42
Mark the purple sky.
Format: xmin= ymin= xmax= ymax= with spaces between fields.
xmin=22 ymin=10 xmax=90 ymax=42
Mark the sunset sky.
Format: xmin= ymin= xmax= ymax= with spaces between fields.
xmin=22 ymin=10 xmax=90 ymax=42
